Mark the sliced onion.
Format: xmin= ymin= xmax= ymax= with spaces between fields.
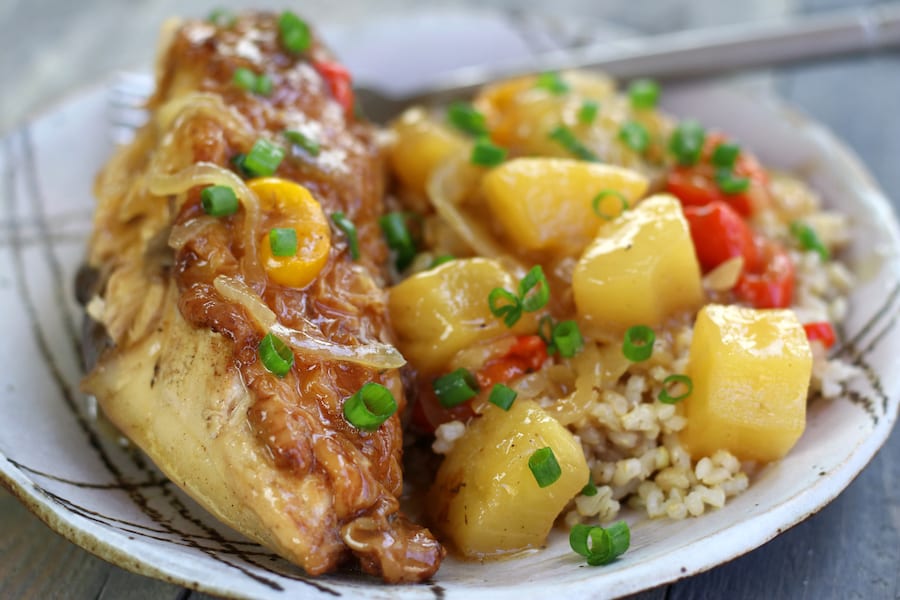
xmin=213 ymin=275 xmax=276 ymax=331
xmin=168 ymin=215 xmax=219 ymax=250
xmin=703 ymin=256 xmax=744 ymax=292
xmin=148 ymin=161 xmax=264 ymax=291
xmin=427 ymin=151 xmax=522 ymax=268
xmin=270 ymin=323 xmax=406 ymax=370
xmin=156 ymin=92 xmax=254 ymax=145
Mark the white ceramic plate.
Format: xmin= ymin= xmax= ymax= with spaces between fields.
xmin=1 ymin=10 xmax=898 ymax=600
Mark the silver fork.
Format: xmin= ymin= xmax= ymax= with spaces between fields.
xmin=109 ymin=4 xmax=900 ymax=139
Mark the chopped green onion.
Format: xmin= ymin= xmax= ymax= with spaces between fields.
xmin=278 ymin=11 xmax=312 ymax=54
xmin=535 ymin=71 xmax=570 ymax=95
xmin=378 ymin=212 xmax=416 ymax=271
xmin=208 ymin=8 xmax=236 ymax=28
xmin=711 ymin=142 xmax=741 ymax=169
xmin=578 ymin=100 xmax=599 ymax=125
xmin=618 ymin=121 xmax=650 ymax=154
xmin=343 ymin=382 xmax=397 ymax=431
xmin=231 ymin=152 xmax=249 ymax=176
xmin=429 ymin=254 xmax=455 ymax=269
xmin=519 ymin=265 xmax=550 ymax=312
xmin=552 ymin=320 xmax=583 ymax=358
xmin=470 ymin=137 xmax=507 ymax=167
xmin=548 ymin=125 xmax=599 ymax=161
xmin=254 ymin=74 xmax=273 ymax=97
xmin=528 ymin=447 xmax=562 ymax=488
xmin=243 ymin=138 xmax=285 ymax=177
xmin=200 ymin=185 xmax=239 ymax=217
xmin=569 ymin=521 xmax=630 ymax=566
xmin=233 ymin=67 xmax=257 ymax=92
xmin=447 ymin=102 xmax=488 ymax=136
xmin=790 ymin=221 xmax=830 ymax=260
xmin=284 ymin=129 xmax=321 ymax=156
xmin=623 ymin=325 xmax=655 ymax=362
xmin=582 ymin=475 xmax=598 ymax=497
xmin=433 ymin=368 xmax=479 ymax=408
xmin=669 ymin=120 xmax=706 ymax=166
xmin=489 ymin=383 xmax=517 ymax=411
xmin=269 ymin=227 xmax=297 ymax=257
xmin=715 ymin=168 xmax=750 ymax=194
xmin=258 ymin=332 xmax=294 ymax=377
xmin=628 ymin=78 xmax=660 ymax=110
xmin=592 ymin=189 xmax=629 ymax=221
xmin=488 ymin=287 xmax=522 ymax=328
xmin=331 ymin=212 xmax=360 ymax=260
xmin=538 ymin=314 xmax=556 ymax=351
xmin=658 ymin=374 xmax=693 ymax=404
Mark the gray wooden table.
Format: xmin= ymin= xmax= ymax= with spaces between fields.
xmin=1 ymin=0 xmax=898 ymax=598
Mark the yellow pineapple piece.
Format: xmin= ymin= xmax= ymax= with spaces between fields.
xmin=428 ymin=400 xmax=589 ymax=558
xmin=681 ymin=304 xmax=813 ymax=462
xmin=389 ymin=107 xmax=469 ymax=197
xmin=481 ymin=157 xmax=649 ymax=256
xmin=572 ymin=194 xmax=703 ymax=328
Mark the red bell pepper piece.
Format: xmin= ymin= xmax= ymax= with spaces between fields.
xmin=683 ymin=201 xmax=759 ymax=272
xmin=734 ymin=238 xmax=795 ymax=308
xmin=314 ymin=60 xmax=354 ymax=114
xmin=803 ymin=322 xmax=837 ymax=349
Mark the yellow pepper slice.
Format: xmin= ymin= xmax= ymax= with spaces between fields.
xmin=249 ymin=177 xmax=331 ymax=288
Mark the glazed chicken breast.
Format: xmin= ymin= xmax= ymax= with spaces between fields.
xmin=81 ymin=11 xmax=443 ymax=582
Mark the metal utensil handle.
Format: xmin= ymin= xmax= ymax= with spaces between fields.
xmin=405 ymin=4 xmax=900 ymax=107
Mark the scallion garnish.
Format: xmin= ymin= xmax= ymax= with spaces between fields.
xmin=519 ymin=265 xmax=550 ymax=312
xmin=243 ymin=138 xmax=285 ymax=177
xmin=623 ymin=325 xmax=655 ymax=362
xmin=471 ymin=137 xmax=507 ymax=167
xmin=208 ymin=8 xmax=236 ymax=28
xmin=578 ymin=100 xmax=599 ymax=125
xmin=258 ymin=332 xmax=294 ymax=377
xmin=552 ymin=320 xmax=583 ymax=358
xmin=582 ymin=475 xmax=598 ymax=497
xmin=232 ymin=68 xmax=272 ymax=96
xmin=447 ymin=102 xmax=488 ymax=136
xmin=538 ymin=314 xmax=555 ymax=351
xmin=284 ymin=129 xmax=321 ymax=156
xmin=489 ymin=288 xmax=523 ymax=328
xmin=231 ymin=152 xmax=249 ymax=176
xmin=619 ymin=121 xmax=650 ymax=154
xmin=535 ymin=71 xmax=570 ymax=95
xmin=429 ymin=254 xmax=455 ymax=269
xmin=715 ymin=168 xmax=750 ymax=194
xmin=628 ymin=78 xmax=660 ymax=110
xmin=343 ymin=382 xmax=397 ymax=431
xmin=711 ymin=142 xmax=741 ymax=169
xmin=658 ymin=374 xmax=693 ymax=404
xmin=592 ymin=189 xmax=629 ymax=220
xmin=570 ymin=521 xmax=630 ymax=566
xmin=269 ymin=228 xmax=297 ymax=257
xmin=200 ymin=185 xmax=239 ymax=217
xmin=378 ymin=212 xmax=416 ymax=271
xmin=669 ymin=120 xmax=706 ymax=166
xmin=488 ymin=266 xmax=550 ymax=327
xmin=278 ymin=11 xmax=312 ymax=54
xmin=489 ymin=383 xmax=517 ymax=411
xmin=528 ymin=447 xmax=562 ymax=488
xmin=433 ymin=368 xmax=479 ymax=408
xmin=548 ymin=125 xmax=598 ymax=161
xmin=331 ymin=212 xmax=360 ymax=260
xmin=790 ymin=221 xmax=830 ymax=260
xmin=233 ymin=67 xmax=257 ymax=92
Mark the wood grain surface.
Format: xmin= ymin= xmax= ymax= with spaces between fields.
xmin=1 ymin=0 xmax=898 ymax=598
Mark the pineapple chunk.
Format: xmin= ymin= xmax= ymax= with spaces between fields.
xmin=572 ymin=194 xmax=703 ymax=328
xmin=681 ymin=304 xmax=813 ymax=462
xmin=481 ymin=157 xmax=649 ymax=255
xmin=389 ymin=107 xmax=469 ymax=198
xmin=428 ymin=400 xmax=589 ymax=558
xmin=387 ymin=258 xmax=537 ymax=374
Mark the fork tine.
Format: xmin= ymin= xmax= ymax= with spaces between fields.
xmin=107 ymin=71 xmax=153 ymax=144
